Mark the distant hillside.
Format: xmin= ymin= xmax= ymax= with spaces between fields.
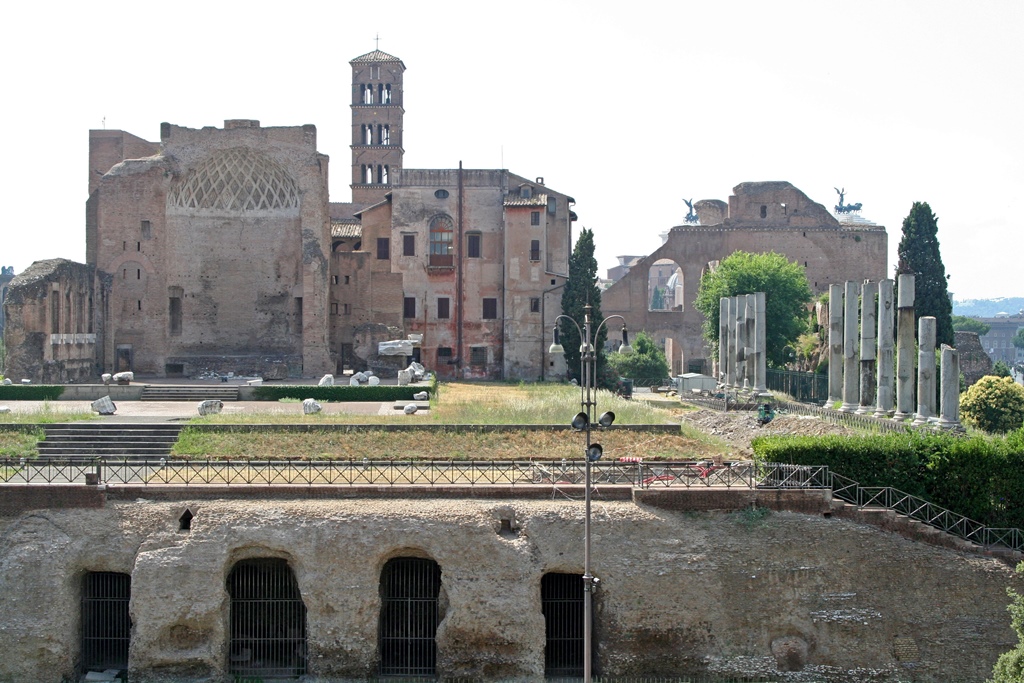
xmin=953 ymin=297 xmax=1024 ymax=317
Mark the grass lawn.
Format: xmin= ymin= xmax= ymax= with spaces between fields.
xmin=175 ymin=382 xmax=730 ymax=461
xmin=0 ymin=402 xmax=94 ymax=425
xmin=0 ymin=430 xmax=43 ymax=459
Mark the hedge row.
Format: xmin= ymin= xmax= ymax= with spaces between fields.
xmin=251 ymin=385 xmax=431 ymax=402
xmin=752 ymin=429 xmax=1024 ymax=530
xmin=0 ymin=385 xmax=66 ymax=401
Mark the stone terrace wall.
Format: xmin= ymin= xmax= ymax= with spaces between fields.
xmin=0 ymin=493 xmax=1018 ymax=683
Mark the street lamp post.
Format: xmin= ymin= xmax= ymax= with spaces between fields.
xmin=549 ymin=303 xmax=631 ymax=682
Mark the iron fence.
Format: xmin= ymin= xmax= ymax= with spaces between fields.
xmin=766 ymin=369 xmax=828 ymax=404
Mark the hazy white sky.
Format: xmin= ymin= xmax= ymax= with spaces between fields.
xmin=2 ymin=0 xmax=1020 ymax=300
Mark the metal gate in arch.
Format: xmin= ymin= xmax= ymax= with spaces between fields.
xmin=81 ymin=571 xmax=131 ymax=672
xmin=379 ymin=557 xmax=442 ymax=676
xmin=227 ymin=558 xmax=307 ymax=677
xmin=542 ymin=572 xmax=585 ymax=677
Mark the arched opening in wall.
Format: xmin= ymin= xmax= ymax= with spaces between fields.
xmin=379 ymin=557 xmax=441 ymax=676
xmin=647 ymin=258 xmax=683 ymax=312
xmin=542 ymin=572 xmax=585 ymax=677
xmin=81 ymin=571 xmax=131 ymax=674
xmin=227 ymin=558 xmax=307 ymax=678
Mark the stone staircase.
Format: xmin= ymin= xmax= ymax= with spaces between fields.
xmin=140 ymin=385 xmax=240 ymax=402
xmin=37 ymin=423 xmax=183 ymax=458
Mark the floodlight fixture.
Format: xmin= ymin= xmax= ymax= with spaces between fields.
xmin=586 ymin=443 xmax=603 ymax=461
xmin=549 ymin=327 xmax=565 ymax=355
xmin=571 ymin=412 xmax=589 ymax=431
xmin=618 ymin=325 xmax=633 ymax=355
xmin=598 ymin=411 xmax=615 ymax=428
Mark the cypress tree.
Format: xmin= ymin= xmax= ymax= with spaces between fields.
xmin=559 ymin=228 xmax=610 ymax=387
xmin=896 ymin=202 xmax=954 ymax=347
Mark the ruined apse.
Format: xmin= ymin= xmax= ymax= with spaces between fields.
xmin=87 ymin=121 xmax=333 ymax=378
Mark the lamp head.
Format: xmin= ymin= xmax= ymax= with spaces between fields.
xmin=618 ymin=325 xmax=633 ymax=355
xmin=598 ymin=411 xmax=615 ymax=428
xmin=571 ymin=412 xmax=589 ymax=431
xmin=586 ymin=443 xmax=603 ymax=461
xmin=549 ymin=326 xmax=564 ymax=355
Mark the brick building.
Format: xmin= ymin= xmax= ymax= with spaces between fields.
xmin=3 ymin=49 xmax=573 ymax=382
xmin=602 ymin=181 xmax=888 ymax=375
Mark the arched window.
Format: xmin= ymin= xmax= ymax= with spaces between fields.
xmin=81 ymin=571 xmax=131 ymax=672
xmin=542 ymin=572 xmax=585 ymax=676
xmin=382 ymin=84 xmax=392 ymax=104
xmin=429 ymin=215 xmax=454 ymax=267
xmin=379 ymin=557 xmax=441 ymax=676
xmin=363 ymin=84 xmax=373 ymax=104
xmin=363 ymin=124 xmax=372 ymax=145
xmin=228 ymin=558 xmax=307 ymax=677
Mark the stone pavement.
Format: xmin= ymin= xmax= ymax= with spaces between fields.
xmin=0 ymin=400 xmax=406 ymax=422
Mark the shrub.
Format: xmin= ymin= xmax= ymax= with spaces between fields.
xmin=252 ymin=385 xmax=429 ymax=402
xmin=0 ymin=385 xmax=65 ymax=401
xmin=960 ymin=375 xmax=1024 ymax=433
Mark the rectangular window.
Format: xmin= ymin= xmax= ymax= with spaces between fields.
xmin=530 ymin=297 xmax=540 ymax=313
xmin=531 ymin=211 xmax=540 ymax=226
xmin=344 ymin=275 xmax=350 ymax=284
xmin=404 ymin=297 xmax=416 ymax=319
xmin=470 ymin=346 xmax=487 ymax=366
xmin=169 ymin=297 xmax=182 ymax=335
xmin=331 ymin=303 xmax=339 ymax=315
xmin=437 ymin=297 xmax=450 ymax=320
xmin=343 ymin=303 xmax=351 ymax=315
xmin=547 ymin=197 xmax=557 ymax=214
xmin=482 ymin=297 xmax=498 ymax=320
xmin=467 ymin=233 xmax=481 ymax=258
xmin=332 ymin=276 xmax=339 ymax=285
xmin=377 ymin=237 xmax=390 ymax=260
xmin=403 ymin=234 xmax=415 ymax=257
xmin=530 ymin=240 xmax=541 ymax=261
xmin=141 ymin=220 xmax=152 ymax=238
xmin=437 ymin=347 xmax=453 ymax=364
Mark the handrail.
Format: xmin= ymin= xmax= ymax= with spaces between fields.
xmin=2 ymin=458 xmax=1021 ymax=553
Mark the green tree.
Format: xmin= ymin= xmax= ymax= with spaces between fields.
xmin=990 ymin=562 xmax=1024 ymax=683
xmin=896 ymin=202 xmax=954 ymax=347
xmin=994 ymin=361 xmax=1014 ymax=378
xmin=608 ymin=331 xmax=670 ymax=384
xmin=952 ymin=315 xmax=991 ymax=336
xmin=960 ymin=375 xmax=1024 ymax=433
xmin=650 ymin=286 xmax=665 ymax=310
xmin=1014 ymin=329 xmax=1024 ymax=349
xmin=693 ymin=251 xmax=813 ymax=367
xmin=559 ymin=228 xmax=611 ymax=387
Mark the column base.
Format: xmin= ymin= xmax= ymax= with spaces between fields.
xmin=911 ymin=413 xmax=931 ymax=427
xmin=936 ymin=418 xmax=961 ymax=429
xmin=855 ymin=404 xmax=874 ymax=415
xmin=873 ymin=408 xmax=895 ymax=419
xmin=839 ymin=403 xmax=858 ymax=413
xmin=892 ymin=411 xmax=912 ymax=421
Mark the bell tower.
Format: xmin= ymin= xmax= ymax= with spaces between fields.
xmin=350 ymin=49 xmax=405 ymax=205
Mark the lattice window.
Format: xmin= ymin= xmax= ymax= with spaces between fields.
xmin=429 ymin=215 xmax=454 ymax=267
xmin=168 ymin=148 xmax=299 ymax=211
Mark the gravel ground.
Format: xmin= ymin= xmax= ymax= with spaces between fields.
xmin=678 ymin=407 xmax=856 ymax=457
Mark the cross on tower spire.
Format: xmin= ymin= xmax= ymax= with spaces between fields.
xmin=375 ymin=33 xmax=380 ymax=50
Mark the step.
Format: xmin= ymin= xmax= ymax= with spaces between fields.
xmin=140 ymin=386 xmax=239 ymax=402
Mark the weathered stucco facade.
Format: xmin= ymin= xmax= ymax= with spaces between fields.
xmin=603 ymin=182 xmax=887 ymax=375
xmin=0 ymin=488 xmax=1018 ymax=683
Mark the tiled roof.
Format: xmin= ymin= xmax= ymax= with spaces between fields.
xmin=504 ymin=193 xmax=548 ymax=207
xmin=331 ymin=220 xmax=362 ymax=238
xmin=350 ymin=50 xmax=403 ymax=64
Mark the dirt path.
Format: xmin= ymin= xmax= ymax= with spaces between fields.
xmin=677 ymin=406 xmax=856 ymax=458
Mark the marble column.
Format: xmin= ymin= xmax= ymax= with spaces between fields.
xmin=753 ymin=291 xmax=767 ymax=393
xmin=840 ymin=281 xmax=860 ymax=413
xmin=745 ymin=293 xmax=757 ymax=391
xmin=937 ymin=344 xmax=962 ymax=429
xmin=874 ymin=279 xmax=895 ymax=418
xmin=894 ymin=274 xmax=916 ymax=421
xmin=828 ymin=283 xmax=844 ymax=404
xmin=913 ymin=316 xmax=937 ymax=426
xmin=726 ymin=296 xmax=737 ymax=389
xmin=735 ymin=295 xmax=748 ymax=391
xmin=856 ymin=280 xmax=877 ymax=415
xmin=719 ymin=297 xmax=730 ymax=386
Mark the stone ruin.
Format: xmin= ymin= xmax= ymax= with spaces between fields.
xmin=717 ymin=292 xmax=767 ymax=397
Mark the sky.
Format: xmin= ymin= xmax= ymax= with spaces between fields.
xmin=1 ymin=0 xmax=1021 ymax=301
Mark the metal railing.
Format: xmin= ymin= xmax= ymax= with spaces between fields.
xmin=4 ymin=458 xmax=1020 ymax=553
xmin=766 ymin=368 xmax=828 ymax=404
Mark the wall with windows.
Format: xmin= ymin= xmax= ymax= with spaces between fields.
xmin=2 ymin=258 xmax=105 ymax=383
xmin=0 ymin=494 xmax=1017 ymax=683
